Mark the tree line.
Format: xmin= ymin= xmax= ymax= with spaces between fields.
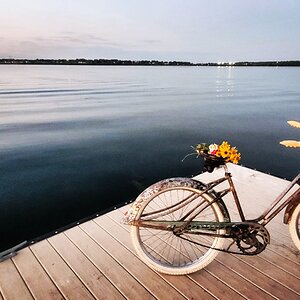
xmin=0 ymin=58 xmax=299 ymax=66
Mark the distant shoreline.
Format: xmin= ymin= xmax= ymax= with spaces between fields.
xmin=0 ymin=58 xmax=300 ymax=67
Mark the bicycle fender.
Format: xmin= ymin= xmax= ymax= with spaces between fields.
xmin=122 ymin=177 xmax=230 ymax=225
xmin=284 ymin=195 xmax=300 ymax=224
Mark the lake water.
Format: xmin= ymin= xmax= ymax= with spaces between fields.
xmin=0 ymin=65 xmax=299 ymax=251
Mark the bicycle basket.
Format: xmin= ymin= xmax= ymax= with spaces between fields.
xmin=200 ymin=152 xmax=225 ymax=173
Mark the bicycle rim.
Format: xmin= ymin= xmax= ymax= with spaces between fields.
xmin=131 ymin=185 xmax=225 ymax=275
xmin=289 ymin=203 xmax=300 ymax=250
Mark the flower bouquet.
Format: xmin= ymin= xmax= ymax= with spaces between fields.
xmin=195 ymin=141 xmax=241 ymax=164
xmin=194 ymin=141 xmax=241 ymax=172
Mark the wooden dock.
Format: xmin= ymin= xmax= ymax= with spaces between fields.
xmin=0 ymin=164 xmax=299 ymax=299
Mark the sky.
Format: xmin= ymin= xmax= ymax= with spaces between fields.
xmin=1 ymin=0 xmax=300 ymax=62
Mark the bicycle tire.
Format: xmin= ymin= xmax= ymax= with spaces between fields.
xmin=289 ymin=202 xmax=300 ymax=250
xmin=130 ymin=178 xmax=225 ymax=275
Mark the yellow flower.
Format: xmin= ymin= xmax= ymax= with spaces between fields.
xmin=215 ymin=141 xmax=241 ymax=164
xmin=217 ymin=141 xmax=231 ymax=159
xmin=229 ymin=147 xmax=237 ymax=158
xmin=229 ymin=147 xmax=241 ymax=164
xmin=231 ymin=152 xmax=241 ymax=164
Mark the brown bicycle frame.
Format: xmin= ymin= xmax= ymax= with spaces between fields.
xmin=135 ymin=165 xmax=300 ymax=231
xmin=210 ymin=165 xmax=300 ymax=226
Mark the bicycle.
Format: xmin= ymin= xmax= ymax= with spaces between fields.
xmin=123 ymin=137 xmax=300 ymax=275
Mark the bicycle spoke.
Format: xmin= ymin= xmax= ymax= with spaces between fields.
xmin=137 ymin=189 xmax=222 ymax=266
xmin=131 ymin=179 xmax=225 ymax=274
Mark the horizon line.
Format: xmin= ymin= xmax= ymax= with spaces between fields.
xmin=1 ymin=58 xmax=300 ymax=67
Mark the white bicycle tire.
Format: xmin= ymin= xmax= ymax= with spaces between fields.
xmin=289 ymin=202 xmax=300 ymax=250
xmin=130 ymin=179 xmax=225 ymax=275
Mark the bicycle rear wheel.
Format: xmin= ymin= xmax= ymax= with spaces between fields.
xmin=131 ymin=178 xmax=225 ymax=275
xmin=289 ymin=202 xmax=300 ymax=250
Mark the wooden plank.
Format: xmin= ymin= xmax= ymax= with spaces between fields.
xmin=215 ymin=253 xmax=299 ymax=299
xmin=160 ymin=273 xmax=216 ymax=300
xmin=267 ymin=242 xmax=300 ymax=263
xmin=260 ymin=249 xmax=300 ymax=278
xmin=0 ymin=258 xmax=33 ymax=300
xmin=30 ymin=240 xmax=94 ymax=300
xmin=189 ymin=269 xmax=246 ymax=300
xmin=48 ymin=233 xmax=123 ymax=300
xmin=79 ymin=220 xmax=187 ymax=300
xmin=64 ymin=226 xmax=155 ymax=300
xmin=211 ymin=262 xmax=280 ymax=300
xmin=239 ymin=255 xmax=300 ymax=294
xmin=12 ymin=247 xmax=64 ymax=300
xmin=97 ymin=212 xmax=244 ymax=300
xmin=111 ymin=208 xmax=275 ymax=300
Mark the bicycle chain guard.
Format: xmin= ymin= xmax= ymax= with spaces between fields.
xmin=179 ymin=221 xmax=270 ymax=256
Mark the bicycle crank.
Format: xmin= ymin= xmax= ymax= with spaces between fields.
xmin=229 ymin=222 xmax=270 ymax=255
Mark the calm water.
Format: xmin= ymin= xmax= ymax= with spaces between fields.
xmin=0 ymin=65 xmax=299 ymax=251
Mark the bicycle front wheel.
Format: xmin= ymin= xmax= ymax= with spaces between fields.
xmin=289 ymin=202 xmax=300 ymax=250
xmin=131 ymin=178 xmax=225 ymax=275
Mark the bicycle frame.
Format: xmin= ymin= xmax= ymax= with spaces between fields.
xmin=134 ymin=165 xmax=300 ymax=230
xmin=203 ymin=164 xmax=300 ymax=226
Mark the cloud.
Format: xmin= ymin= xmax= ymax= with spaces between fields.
xmin=141 ymin=39 xmax=161 ymax=45
xmin=30 ymin=32 xmax=124 ymax=49
xmin=32 ymin=32 xmax=163 ymax=51
xmin=58 ymin=33 xmax=108 ymax=44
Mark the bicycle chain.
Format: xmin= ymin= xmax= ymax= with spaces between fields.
xmin=177 ymin=234 xmax=253 ymax=255
xmin=178 ymin=223 xmax=270 ymax=255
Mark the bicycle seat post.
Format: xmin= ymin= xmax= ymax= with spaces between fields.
xmin=223 ymin=164 xmax=229 ymax=174
xmin=223 ymin=163 xmax=246 ymax=221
